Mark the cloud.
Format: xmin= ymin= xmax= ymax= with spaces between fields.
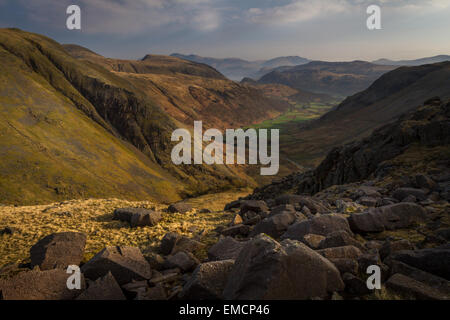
xmin=17 ymin=0 xmax=221 ymax=34
xmin=246 ymin=0 xmax=450 ymax=25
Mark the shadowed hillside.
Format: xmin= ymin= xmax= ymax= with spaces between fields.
xmin=275 ymin=62 xmax=450 ymax=168
xmin=259 ymin=61 xmax=396 ymax=97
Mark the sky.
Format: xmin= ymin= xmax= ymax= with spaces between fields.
xmin=0 ymin=0 xmax=449 ymax=61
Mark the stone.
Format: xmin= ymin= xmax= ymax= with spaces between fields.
xmin=160 ymin=232 xmax=181 ymax=255
xmin=81 ymin=246 xmax=152 ymax=285
xmin=402 ymin=195 xmax=416 ymax=203
xmin=223 ymin=234 xmax=344 ymax=300
xmin=318 ymin=230 xmax=364 ymax=250
xmin=230 ymin=214 xmax=243 ymax=226
xmin=136 ymin=284 xmax=167 ymax=300
xmin=30 ymin=232 xmax=87 ymax=270
xmin=180 ymin=260 xmax=235 ymax=300
xmin=317 ymin=246 xmax=363 ymax=260
xmin=379 ymin=239 xmax=414 ymax=260
xmin=358 ymin=196 xmax=379 ymax=207
xmin=269 ymin=204 xmax=295 ymax=216
xmin=250 ymin=211 xmax=297 ymax=238
xmin=342 ymin=273 xmax=371 ymax=295
xmin=164 ymin=251 xmax=199 ymax=272
xmin=221 ymin=224 xmax=250 ymax=237
xmin=76 ymin=272 xmax=125 ymax=300
xmin=301 ymin=234 xmax=326 ymax=249
xmin=0 ymin=269 xmax=84 ymax=300
xmin=388 ymin=260 xmax=450 ymax=295
xmin=144 ymin=252 xmax=165 ymax=270
xmin=358 ymin=251 xmax=381 ymax=274
xmin=167 ymin=202 xmax=192 ymax=214
xmin=171 ymin=237 xmax=206 ymax=256
xmin=415 ymin=174 xmax=437 ymax=190
xmin=348 ymin=203 xmax=427 ymax=233
xmin=275 ymin=195 xmax=330 ymax=213
xmin=130 ymin=210 xmax=162 ymax=227
xmin=282 ymin=214 xmax=352 ymax=241
xmin=329 ymin=258 xmax=359 ymax=275
xmin=208 ymin=237 xmax=247 ymax=261
xmin=224 ymin=200 xmax=241 ymax=211
xmin=389 ymin=248 xmax=450 ymax=280
xmin=386 ymin=273 xmax=448 ymax=300
xmin=240 ymin=200 xmax=269 ymax=214
xmin=392 ymin=188 xmax=427 ymax=201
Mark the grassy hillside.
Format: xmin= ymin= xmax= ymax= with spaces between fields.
xmin=1 ymin=29 xmax=287 ymax=205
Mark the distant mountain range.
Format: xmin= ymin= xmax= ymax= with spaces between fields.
xmin=372 ymin=55 xmax=450 ymax=66
xmin=171 ymin=54 xmax=310 ymax=81
xmin=257 ymin=61 xmax=396 ymax=98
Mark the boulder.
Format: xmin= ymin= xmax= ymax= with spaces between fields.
xmin=269 ymin=204 xmax=295 ymax=216
xmin=318 ymin=230 xmax=364 ymax=250
xmin=379 ymin=239 xmax=414 ymax=260
xmin=250 ymin=211 xmax=297 ymax=238
xmin=208 ymin=237 xmax=247 ymax=261
xmin=389 ymin=248 xmax=450 ymax=280
xmin=329 ymin=258 xmax=359 ymax=275
xmin=180 ymin=260 xmax=235 ymax=300
xmin=130 ymin=210 xmax=162 ymax=227
xmin=388 ymin=260 xmax=450 ymax=295
xmin=223 ymin=234 xmax=344 ymax=300
xmin=392 ymin=188 xmax=427 ymax=201
xmin=159 ymin=232 xmax=181 ymax=255
xmin=386 ymin=273 xmax=448 ymax=300
xmin=300 ymin=234 xmax=326 ymax=250
xmin=282 ymin=214 xmax=352 ymax=241
xmin=230 ymin=214 xmax=243 ymax=226
xmin=415 ymin=174 xmax=437 ymax=190
xmin=224 ymin=200 xmax=241 ymax=211
xmin=81 ymin=246 xmax=152 ymax=285
xmin=348 ymin=203 xmax=427 ymax=233
xmin=221 ymin=224 xmax=250 ymax=237
xmin=240 ymin=200 xmax=269 ymax=215
xmin=0 ymin=269 xmax=84 ymax=300
xmin=164 ymin=251 xmax=199 ymax=272
xmin=317 ymin=246 xmax=363 ymax=260
xmin=358 ymin=196 xmax=379 ymax=207
xmin=342 ymin=273 xmax=371 ymax=295
xmin=76 ymin=272 xmax=125 ymax=300
xmin=167 ymin=202 xmax=192 ymax=214
xmin=275 ymin=195 xmax=330 ymax=213
xmin=30 ymin=232 xmax=87 ymax=270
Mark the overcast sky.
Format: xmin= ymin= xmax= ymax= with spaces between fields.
xmin=1 ymin=0 xmax=449 ymax=61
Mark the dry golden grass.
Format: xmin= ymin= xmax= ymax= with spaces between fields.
xmin=0 ymin=189 xmax=251 ymax=267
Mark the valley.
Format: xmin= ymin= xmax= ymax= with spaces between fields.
xmin=0 ymin=28 xmax=449 ymax=302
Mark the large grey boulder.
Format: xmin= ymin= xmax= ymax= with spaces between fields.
xmin=348 ymin=203 xmax=427 ymax=233
xmin=240 ymin=200 xmax=269 ymax=215
xmin=250 ymin=211 xmax=297 ymax=238
xmin=0 ymin=269 xmax=85 ymax=300
xmin=30 ymin=232 xmax=87 ymax=270
xmin=81 ymin=246 xmax=152 ymax=285
xmin=180 ymin=260 xmax=235 ymax=300
xmin=76 ymin=272 xmax=125 ymax=300
xmin=223 ymin=234 xmax=344 ymax=300
xmin=281 ymin=214 xmax=352 ymax=241
xmin=208 ymin=237 xmax=247 ymax=261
